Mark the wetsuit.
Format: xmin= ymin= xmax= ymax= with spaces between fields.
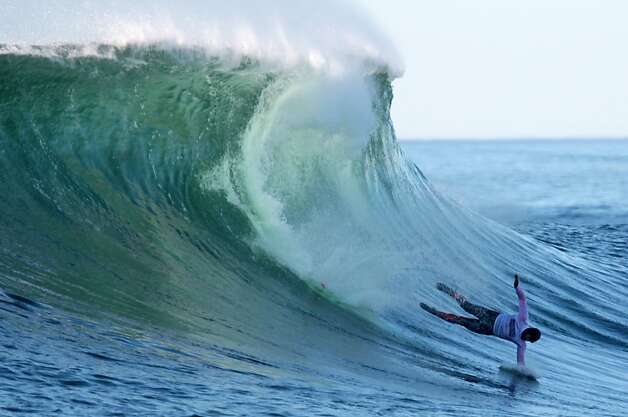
xmin=421 ymin=284 xmax=530 ymax=366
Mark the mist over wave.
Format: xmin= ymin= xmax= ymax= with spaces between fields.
xmin=0 ymin=0 xmax=403 ymax=75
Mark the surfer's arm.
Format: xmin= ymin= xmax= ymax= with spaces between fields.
xmin=514 ymin=275 xmax=528 ymax=322
xmin=517 ymin=342 xmax=526 ymax=367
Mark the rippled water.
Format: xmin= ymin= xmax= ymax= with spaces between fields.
xmin=1 ymin=47 xmax=626 ymax=416
xmin=402 ymin=140 xmax=628 ymax=225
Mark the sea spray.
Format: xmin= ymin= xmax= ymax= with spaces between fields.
xmin=0 ymin=0 xmax=403 ymax=76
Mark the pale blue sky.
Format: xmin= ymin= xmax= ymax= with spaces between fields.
xmin=356 ymin=0 xmax=628 ymax=139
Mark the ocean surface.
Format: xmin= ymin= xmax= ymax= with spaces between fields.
xmin=403 ymin=140 xmax=628 ymax=272
xmin=1 ymin=45 xmax=627 ymax=417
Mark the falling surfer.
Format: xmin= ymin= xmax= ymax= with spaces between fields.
xmin=420 ymin=274 xmax=541 ymax=368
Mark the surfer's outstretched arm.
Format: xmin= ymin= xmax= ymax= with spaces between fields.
xmin=517 ymin=343 xmax=526 ymax=367
xmin=514 ymin=274 xmax=528 ymax=322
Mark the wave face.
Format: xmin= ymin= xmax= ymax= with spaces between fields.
xmin=1 ymin=46 xmax=627 ymax=415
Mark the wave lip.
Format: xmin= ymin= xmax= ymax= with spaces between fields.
xmin=0 ymin=0 xmax=403 ymax=76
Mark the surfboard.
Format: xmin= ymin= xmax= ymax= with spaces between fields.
xmin=499 ymin=364 xmax=539 ymax=381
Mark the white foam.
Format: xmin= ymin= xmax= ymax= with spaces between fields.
xmin=0 ymin=0 xmax=403 ymax=75
xmin=499 ymin=364 xmax=540 ymax=380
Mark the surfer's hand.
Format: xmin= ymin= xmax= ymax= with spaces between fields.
xmin=514 ymin=274 xmax=519 ymax=289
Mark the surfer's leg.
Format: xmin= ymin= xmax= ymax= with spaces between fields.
xmin=421 ymin=302 xmax=467 ymax=323
xmin=436 ymin=283 xmax=496 ymax=319
xmin=436 ymin=282 xmax=471 ymax=308
xmin=459 ymin=300 xmax=495 ymax=319
xmin=456 ymin=300 xmax=500 ymax=328
xmin=420 ymin=303 xmax=492 ymax=335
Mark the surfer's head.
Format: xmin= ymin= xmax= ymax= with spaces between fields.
xmin=521 ymin=327 xmax=541 ymax=343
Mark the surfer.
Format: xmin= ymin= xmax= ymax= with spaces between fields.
xmin=420 ymin=274 xmax=541 ymax=367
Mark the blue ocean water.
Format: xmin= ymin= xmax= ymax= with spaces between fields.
xmin=1 ymin=46 xmax=627 ymax=417
xmin=402 ymin=140 xmax=628 ymax=268
xmin=402 ymin=140 xmax=628 ymax=225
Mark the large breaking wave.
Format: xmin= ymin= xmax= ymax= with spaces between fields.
xmin=1 ymin=2 xmax=627 ymax=414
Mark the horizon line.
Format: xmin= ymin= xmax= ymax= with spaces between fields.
xmin=398 ymin=136 xmax=628 ymax=142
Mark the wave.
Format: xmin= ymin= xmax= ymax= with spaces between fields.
xmin=1 ymin=43 xmax=627 ymax=413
